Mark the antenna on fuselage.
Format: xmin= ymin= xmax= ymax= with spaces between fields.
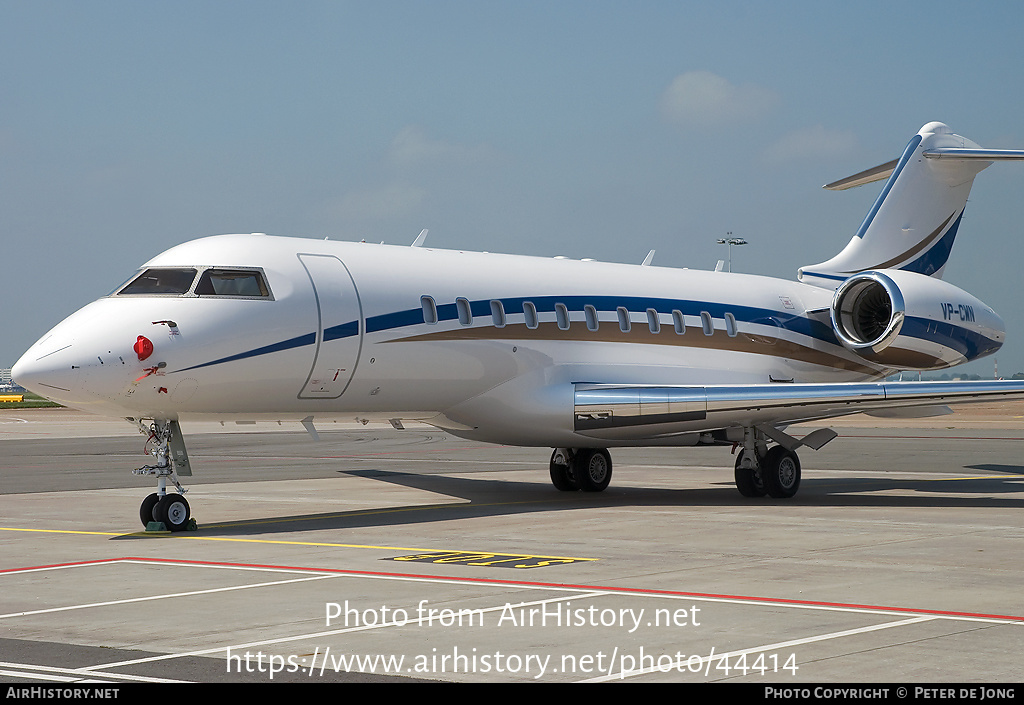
xmin=641 ymin=250 xmax=655 ymax=266
xmin=411 ymin=229 xmax=429 ymax=247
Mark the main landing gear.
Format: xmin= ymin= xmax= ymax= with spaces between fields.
xmin=733 ymin=428 xmax=801 ymax=499
xmin=132 ymin=419 xmax=195 ymax=531
xmin=547 ymin=429 xmax=804 ymax=499
xmin=549 ymin=448 xmax=612 ymax=492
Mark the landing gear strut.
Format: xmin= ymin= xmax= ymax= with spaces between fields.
xmin=132 ymin=419 xmax=194 ymax=531
xmin=549 ymin=448 xmax=612 ymax=492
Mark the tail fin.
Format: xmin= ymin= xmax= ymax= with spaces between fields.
xmin=798 ymin=122 xmax=1024 ymax=289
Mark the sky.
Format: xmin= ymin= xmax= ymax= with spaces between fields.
xmin=3 ymin=1 xmax=1024 ymax=376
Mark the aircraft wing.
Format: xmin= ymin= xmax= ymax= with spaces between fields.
xmin=573 ymin=380 xmax=1024 ymax=442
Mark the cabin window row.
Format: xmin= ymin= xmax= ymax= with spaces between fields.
xmin=420 ymin=296 xmax=739 ymax=337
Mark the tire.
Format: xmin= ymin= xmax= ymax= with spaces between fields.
xmin=154 ymin=493 xmax=191 ymax=532
xmin=733 ymin=450 xmax=767 ymax=498
xmin=573 ymin=449 xmax=612 ymax=492
xmin=762 ymin=446 xmax=801 ymax=499
xmin=549 ymin=449 xmax=577 ymax=491
xmin=140 ymin=493 xmax=160 ymax=527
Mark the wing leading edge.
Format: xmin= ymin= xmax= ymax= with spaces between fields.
xmin=573 ymin=380 xmax=1024 ymax=441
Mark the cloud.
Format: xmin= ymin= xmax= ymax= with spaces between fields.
xmin=762 ymin=125 xmax=858 ymax=162
xmin=326 ymin=182 xmax=427 ymax=221
xmin=324 ymin=126 xmax=495 ymax=226
xmin=388 ymin=125 xmax=493 ymax=170
xmin=661 ymin=70 xmax=778 ymax=126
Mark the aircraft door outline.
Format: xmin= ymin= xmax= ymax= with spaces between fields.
xmin=297 ymin=253 xmax=363 ymax=399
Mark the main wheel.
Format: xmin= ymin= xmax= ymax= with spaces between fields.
xmin=549 ymin=449 xmax=577 ymax=491
xmin=733 ymin=450 xmax=766 ymax=498
xmin=761 ymin=446 xmax=801 ymax=499
xmin=573 ymin=449 xmax=612 ymax=492
xmin=154 ymin=493 xmax=191 ymax=532
xmin=140 ymin=493 xmax=160 ymax=527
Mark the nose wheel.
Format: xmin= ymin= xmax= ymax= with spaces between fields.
xmin=133 ymin=419 xmax=195 ymax=532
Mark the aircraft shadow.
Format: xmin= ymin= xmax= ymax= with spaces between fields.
xmin=111 ymin=464 xmax=1024 ymax=539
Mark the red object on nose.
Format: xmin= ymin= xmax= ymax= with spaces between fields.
xmin=134 ymin=335 xmax=154 ymax=361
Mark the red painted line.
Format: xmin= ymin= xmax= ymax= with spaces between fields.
xmin=7 ymin=555 xmax=1016 ymax=623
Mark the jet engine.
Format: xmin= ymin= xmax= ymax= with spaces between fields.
xmin=830 ymin=270 xmax=1004 ymax=370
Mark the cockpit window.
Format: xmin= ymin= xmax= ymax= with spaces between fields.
xmin=195 ymin=269 xmax=269 ymax=297
xmin=118 ymin=268 xmax=198 ymax=295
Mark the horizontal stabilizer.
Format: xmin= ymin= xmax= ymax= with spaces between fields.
xmin=923 ymin=148 xmax=1024 ymax=161
xmin=824 ymin=159 xmax=898 ymax=191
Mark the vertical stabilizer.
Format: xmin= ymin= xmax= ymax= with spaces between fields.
xmin=798 ymin=122 xmax=1004 ymax=289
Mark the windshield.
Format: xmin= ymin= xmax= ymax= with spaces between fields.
xmin=195 ymin=269 xmax=269 ymax=297
xmin=117 ymin=268 xmax=198 ymax=295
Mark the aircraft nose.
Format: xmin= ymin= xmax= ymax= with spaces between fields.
xmin=11 ymin=338 xmax=83 ymax=401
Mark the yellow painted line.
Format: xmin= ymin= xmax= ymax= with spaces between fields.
xmin=1 ymin=527 xmax=121 ymax=537
xmin=0 ymin=526 xmax=595 ymax=563
xmin=922 ymin=475 xmax=1024 ymax=481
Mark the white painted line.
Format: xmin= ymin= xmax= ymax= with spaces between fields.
xmin=6 ymin=558 xmax=1021 ymax=682
xmin=0 ymin=661 xmax=187 ymax=683
xmin=582 ymin=616 xmax=936 ymax=682
xmin=85 ymin=591 xmax=609 ymax=671
xmin=0 ymin=574 xmax=337 ymax=620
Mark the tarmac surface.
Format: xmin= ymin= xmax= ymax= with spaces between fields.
xmin=2 ymin=405 xmax=1024 ymax=684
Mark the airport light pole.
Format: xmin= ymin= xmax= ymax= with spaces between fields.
xmin=716 ymin=233 xmax=747 ymax=272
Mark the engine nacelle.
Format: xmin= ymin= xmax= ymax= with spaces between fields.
xmin=830 ymin=270 xmax=1004 ymax=370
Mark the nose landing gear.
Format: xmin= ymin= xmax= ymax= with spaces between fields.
xmin=132 ymin=419 xmax=195 ymax=532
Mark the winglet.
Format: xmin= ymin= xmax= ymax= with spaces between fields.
xmin=411 ymin=229 xmax=429 ymax=247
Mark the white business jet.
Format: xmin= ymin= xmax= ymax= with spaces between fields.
xmin=13 ymin=122 xmax=1024 ymax=531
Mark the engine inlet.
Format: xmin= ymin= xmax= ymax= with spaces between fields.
xmin=831 ymin=272 xmax=905 ymax=353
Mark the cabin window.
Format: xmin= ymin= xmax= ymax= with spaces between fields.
xmin=490 ymin=300 xmax=506 ymax=328
xmin=421 ymin=296 xmax=438 ymax=324
xmin=523 ymin=301 xmax=539 ymax=329
xmin=456 ymin=297 xmax=473 ymax=325
xmin=725 ymin=312 xmax=738 ymax=337
xmin=647 ymin=309 xmax=660 ymax=333
xmin=672 ymin=310 xmax=686 ymax=334
xmin=617 ymin=307 xmax=631 ymax=333
xmin=118 ymin=268 xmax=197 ymax=295
xmin=195 ymin=269 xmax=269 ymax=297
xmin=701 ymin=311 xmax=714 ymax=336
xmin=555 ymin=303 xmax=570 ymax=330
xmin=584 ymin=305 xmax=599 ymax=331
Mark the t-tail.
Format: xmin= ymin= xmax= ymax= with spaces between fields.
xmin=798 ymin=121 xmax=1024 ymax=289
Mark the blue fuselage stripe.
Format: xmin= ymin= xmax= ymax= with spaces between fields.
xmin=176 ymin=292 xmax=999 ymax=371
